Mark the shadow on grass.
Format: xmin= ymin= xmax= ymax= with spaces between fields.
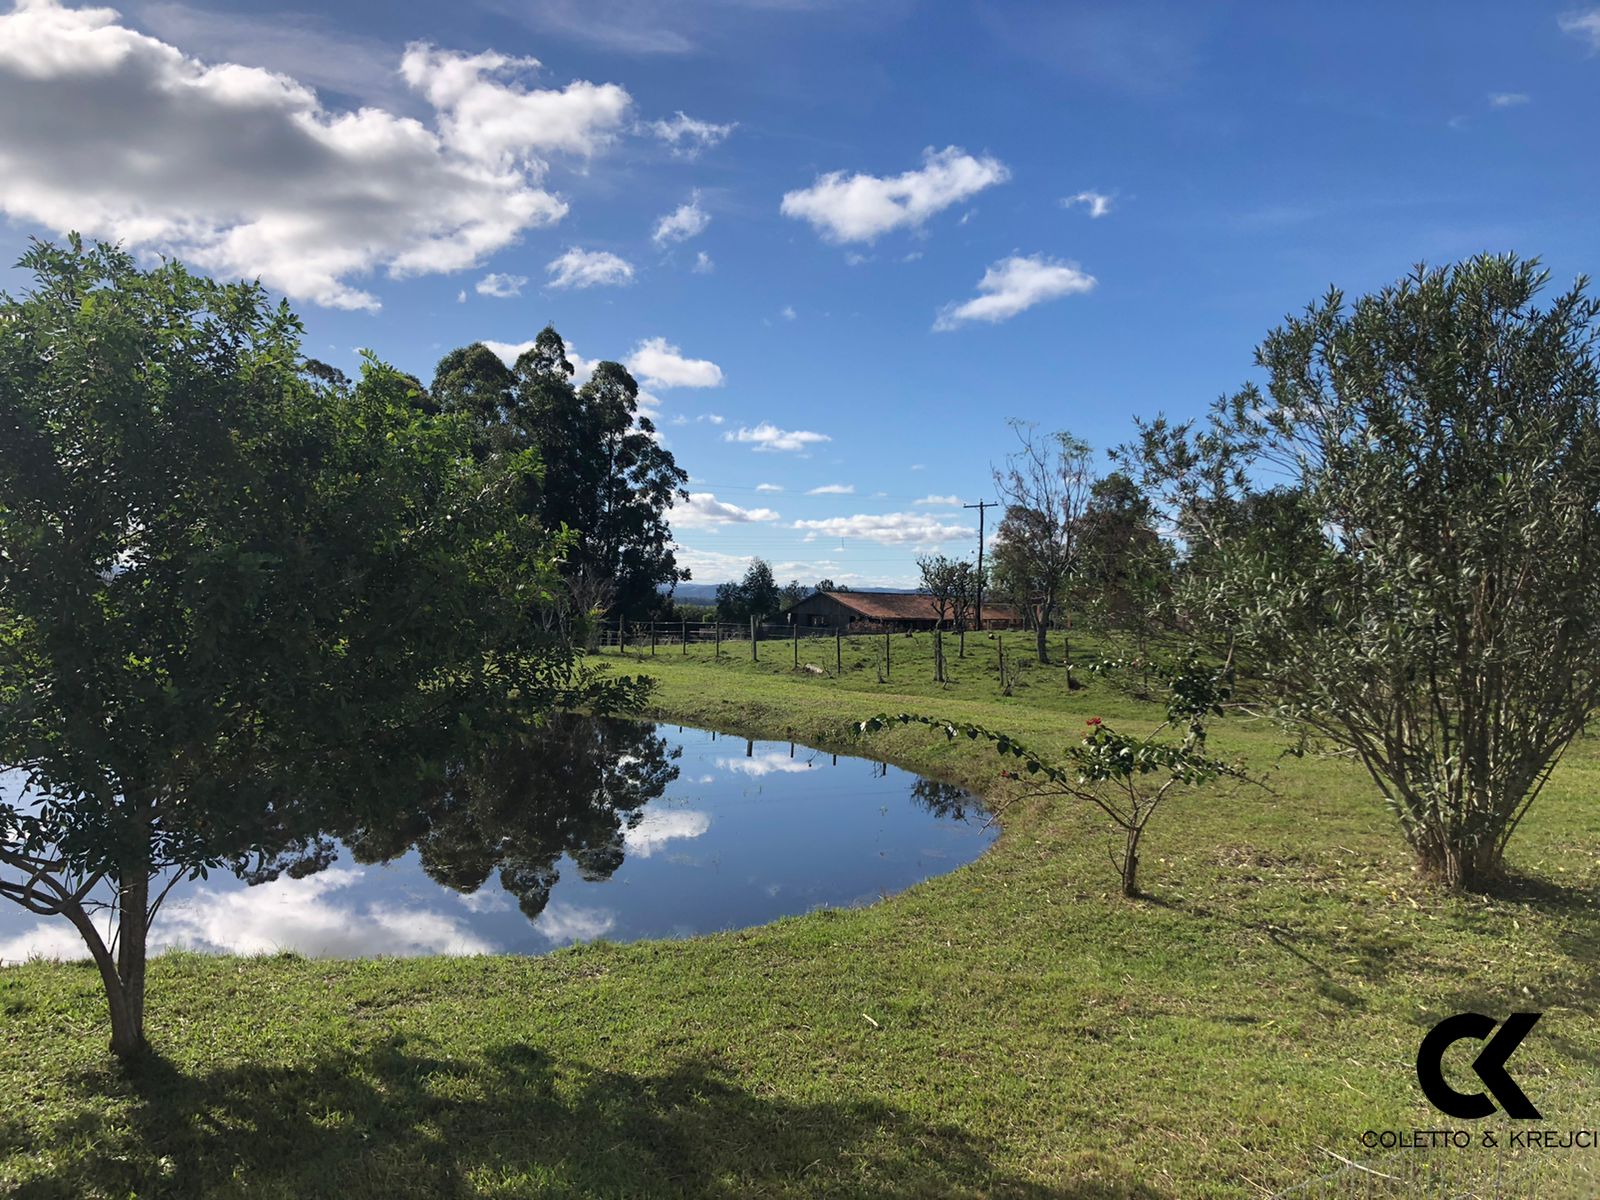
xmin=17 ymin=1038 xmax=1153 ymax=1200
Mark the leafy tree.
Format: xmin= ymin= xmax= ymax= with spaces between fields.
xmin=778 ymin=579 xmax=808 ymax=611
xmin=432 ymin=328 xmax=689 ymax=626
xmin=915 ymin=554 xmax=961 ymax=628
xmin=1124 ymin=255 xmax=1600 ymax=889
xmin=991 ymin=423 xmax=1095 ymax=672
xmin=1078 ymin=472 xmax=1171 ymax=690
xmin=0 ymin=240 xmax=641 ymax=1057
xmin=714 ymin=558 xmax=781 ymax=623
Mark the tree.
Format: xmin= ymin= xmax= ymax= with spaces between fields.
xmin=0 ymin=240 xmax=642 ymax=1057
xmin=991 ymin=423 xmax=1095 ymax=672
xmin=1078 ymin=472 xmax=1171 ymax=691
xmin=714 ymin=558 xmax=782 ymax=623
xmin=778 ymin=579 xmax=808 ymax=611
xmin=1124 ymin=254 xmax=1600 ymax=889
xmin=432 ymin=329 xmax=689 ymax=627
xmin=949 ymin=558 xmax=984 ymax=656
xmin=916 ymin=554 xmax=961 ymax=628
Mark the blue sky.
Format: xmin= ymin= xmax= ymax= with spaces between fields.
xmin=2 ymin=1 xmax=1598 ymax=586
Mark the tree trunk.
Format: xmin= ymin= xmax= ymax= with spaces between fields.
xmin=1034 ymin=612 xmax=1049 ymax=664
xmin=110 ymin=871 xmax=150 ymax=1058
xmin=1417 ymin=837 xmax=1504 ymax=891
xmin=1120 ymin=826 xmax=1142 ymax=898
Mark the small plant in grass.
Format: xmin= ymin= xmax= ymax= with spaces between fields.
xmin=858 ymin=655 xmax=1242 ymax=897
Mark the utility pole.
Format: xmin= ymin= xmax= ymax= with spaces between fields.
xmin=964 ymin=499 xmax=996 ymax=631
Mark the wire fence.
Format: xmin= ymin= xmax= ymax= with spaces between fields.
xmin=593 ymin=617 xmax=1064 ymax=690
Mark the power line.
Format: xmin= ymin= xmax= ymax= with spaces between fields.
xmin=963 ymin=499 xmax=997 ymax=628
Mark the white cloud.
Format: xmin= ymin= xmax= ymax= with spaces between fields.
xmin=483 ymin=339 xmax=603 ymax=390
xmin=1062 ymin=190 xmax=1114 ymax=217
xmin=756 ymin=482 xmax=783 ymax=492
xmin=626 ymin=336 xmax=724 ymax=388
xmin=671 ymin=491 xmax=780 ymax=528
xmin=623 ymin=808 xmax=711 ymax=856
xmin=716 ymin=753 xmax=815 ymax=777
xmin=780 ymin=305 xmax=797 ymax=320
xmin=646 ymin=110 xmax=736 ymax=157
xmin=695 ymin=412 xmax=725 ymax=425
xmin=792 ymin=512 xmax=973 ymax=545
xmin=670 ymin=543 xmax=753 ymax=580
xmin=653 ymin=194 xmax=711 ymax=245
xmin=534 ymin=901 xmax=616 ymax=944
xmin=476 ymin=271 xmax=528 ymax=298
xmin=725 ymin=423 xmax=830 ymax=453
xmin=934 ymin=254 xmax=1097 ymax=331
xmin=780 ymin=145 xmax=1010 ymax=243
xmin=546 ymin=246 xmax=635 ymax=288
xmin=807 ymin=483 xmax=854 ymax=495
xmin=1559 ymin=8 xmax=1600 ymax=50
xmin=915 ymin=493 xmax=961 ymax=506
xmin=1487 ymin=92 xmax=1530 ymax=107
xmin=692 ymin=250 xmax=715 ymax=273
xmin=0 ymin=2 xmax=635 ymax=310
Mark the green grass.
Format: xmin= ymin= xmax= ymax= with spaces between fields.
xmin=4 ymin=631 xmax=1599 ymax=1198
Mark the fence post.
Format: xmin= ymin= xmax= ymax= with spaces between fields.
xmin=650 ymin=622 xmax=656 ymax=656
xmin=835 ymin=629 xmax=842 ymax=676
xmin=618 ymin=615 xmax=625 ymax=657
xmin=751 ymin=616 xmax=758 ymax=661
xmin=682 ymin=620 xmax=688 ymax=655
xmin=792 ymin=621 xmax=799 ymax=668
xmin=715 ymin=622 xmax=721 ymax=658
xmin=885 ymin=630 xmax=890 ymax=680
xmin=934 ymin=628 xmax=943 ymax=683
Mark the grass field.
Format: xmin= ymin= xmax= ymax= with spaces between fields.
xmin=3 ymin=630 xmax=1599 ymax=1198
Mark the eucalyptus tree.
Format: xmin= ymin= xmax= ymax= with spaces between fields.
xmin=1123 ymin=254 xmax=1600 ymax=889
xmin=0 ymin=240 xmax=642 ymax=1057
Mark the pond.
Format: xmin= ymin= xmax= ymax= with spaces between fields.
xmin=0 ymin=716 xmax=995 ymax=963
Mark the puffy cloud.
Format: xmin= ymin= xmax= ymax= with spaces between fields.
xmin=623 ymin=809 xmax=711 ymax=856
xmin=1062 ymin=190 xmax=1114 ymax=217
xmin=653 ymin=195 xmax=711 ymax=245
xmin=546 ymin=246 xmax=635 ymax=288
xmin=724 ymin=423 xmax=830 ymax=453
xmin=0 ymin=1 xmax=634 ymax=310
xmin=692 ymin=250 xmax=715 ymax=273
xmin=806 ymin=483 xmax=854 ymax=495
xmin=756 ymin=482 xmax=783 ymax=492
xmin=716 ymin=753 xmax=815 ymax=777
xmin=1559 ymin=8 xmax=1600 ymax=50
xmin=533 ymin=901 xmax=615 ymax=944
xmin=934 ymin=254 xmax=1096 ymax=331
xmin=671 ymin=491 xmax=780 ymax=528
xmin=915 ymin=494 xmax=962 ymax=506
xmin=476 ymin=271 xmax=528 ymax=297
xmin=669 ymin=544 xmax=753 ymax=580
xmin=792 ymin=512 xmax=973 ymax=545
xmin=646 ymin=110 xmax=735 ymax=157
xmin=626 ymin=336 xmax=724 ymax=388
xmin=780 ymin=146 xmax=1010 ymax=243
xmin=695 ymin=412 xmax=725 ymax=425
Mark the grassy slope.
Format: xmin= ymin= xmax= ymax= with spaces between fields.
xmin=3 ymin=633 xmax=1598 ymax=1199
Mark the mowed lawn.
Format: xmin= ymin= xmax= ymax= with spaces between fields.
xmin=3 ymin=631 xmax=1599 ymax=1198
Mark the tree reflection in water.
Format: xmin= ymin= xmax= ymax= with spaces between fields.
xmin=908 ymin=778 xmax=977 ymax=823
xmin=243 ymin=715 xmax=680 ymax=923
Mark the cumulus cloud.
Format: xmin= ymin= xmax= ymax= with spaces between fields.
xmin=546 ymin=246 xmax=635 ymax=288
xmin=806 ymin=483 xmax=854 ymax=495
xmin=476 ymin=271 xmax=528 ymax=297
xmin=695 ymin=412 xmax=725 ymax=425
xmin=792 ymin=512 xmax=973 ymax=545
xmin=626 ymin=336 xmax=724 ymax=388
xmin=716 ymin=753 xmax=815 ymax=777
xmin=915 ymin=494 xmax=962 ymax=506
xmin=934 ymin=254 xmax=1096 ymax=331
xmin=1062 ymin=190 xmax=1114 ymax=217
xmin=646 ymin=110 xmax=736 ymax=157
xmin=780 ymin=146 xmax=1010 ymax=243
xmin=623 ymin=808 xmax=712 ymax=856
xmin=534 ymin=901 xmax=616 ymax=944
xmin=725 ymin=423 xmax=830 ymax=453
xmin=1559 ymin=8 xmax=1600 ymax=50
xmin=671 ymin=491 xmax=780 ymax=528
xmin=669 ymin=544 xmax=753 ymax=580
xmin=653 ymin=195 xmax=711 ymax=245
xmin=0 ymin=1 xmax=634 ymax=310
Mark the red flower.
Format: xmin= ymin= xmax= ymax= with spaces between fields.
xmin=1086 ymin=717 xmax=1103 ymax=726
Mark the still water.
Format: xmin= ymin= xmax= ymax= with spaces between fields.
xmin=0 ymin=717 xmax=994 ymax=962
